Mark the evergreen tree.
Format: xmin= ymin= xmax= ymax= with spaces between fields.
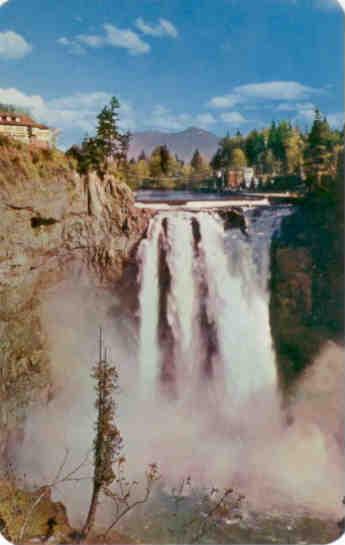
xmin=149 ymin=147 xmax=163 ymax=178
xmin=304 ymin=109 xmax=336 ymax=188
xmin=67 ymin=96 xmax=130 ymax=176
xmin=95 ymin=97 xmax=131 ymax=169
xmin=191 ymin=149 xmax=204 ymax=171
xmin=262 ymin=148 xmax=276 ymax=175
xmin=82 ymin=329 xmax=122 ymax=539
xmin=210 ymin=148 xmax=223 ymax=172
xmin=245 ymin=130 xmax=266 ymax=166
xmin=160 ymin=145 xmax=171 ymax=175
xmin=149 ymin=145 xmax=172 ymax=177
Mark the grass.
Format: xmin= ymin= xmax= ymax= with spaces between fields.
xmin=0 ymin=135 xmax=77 ymax=187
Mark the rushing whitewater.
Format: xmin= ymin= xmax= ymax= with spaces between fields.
xmin=137 ymin=208 xmax=288 ymax=403
xmin=165 ymin=214 xmax=199 ymax=377
xmin=137 ymin=216 xmax=162 ymax=396
xmin=16 ymin=205 xmax=344 ymax=526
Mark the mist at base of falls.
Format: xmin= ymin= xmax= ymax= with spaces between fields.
xmin=13 ymin=207 xmax=345 ymax=527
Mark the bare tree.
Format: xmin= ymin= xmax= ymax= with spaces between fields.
xmin=101 ymin=460 xmax=160 ymax=539
xmin=161 ymin=478 xmax=245 ymax=544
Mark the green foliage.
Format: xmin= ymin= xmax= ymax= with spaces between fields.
xmin=245 ymin=130 xmax=266 ymax=166
xmin=304 ymin=109 xmax=339 ymax=190
xmin=209 ymin=109 xmax=342 ymax=195
xmin=190 ymin=149 xmax=204 ymax=171
xmin=67 ymin=96 xmax=130 ymax=177
xmin=92 ymin=333 xmax=122 ymax=491
xmin=149 ymin=145 xmax=173 ymax=177
xmin=230 ymin=147 xmax=247 ymax=169
xmin=82 ymin=329 xmax=123 ymax=538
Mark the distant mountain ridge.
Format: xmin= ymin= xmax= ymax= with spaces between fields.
xmin=128 ymin=127 xmax=220 ymax=162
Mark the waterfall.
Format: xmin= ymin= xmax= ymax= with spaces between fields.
xmin=137 ymin=209 xmax=279 ymax=403
xmin=137 ymin=214 xmax=163 ymax=396
xmin=197 ymin=212 xmax=277 ymax=404
xmin=165 ymin=213 xmax=199 ymax=381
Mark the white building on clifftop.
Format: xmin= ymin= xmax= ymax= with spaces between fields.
xmin=0 ymin=111 xmax=56 ymax=148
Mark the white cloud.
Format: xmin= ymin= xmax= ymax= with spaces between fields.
xmin=295 ymin=108 xmax=315 ymax=124
xmin=235 ymin=81 xmax=317 ymax=100
xmin=209 ymin=81 xmax=320 ymax=110
xmin=145 ymin=106 xmax=216 ymax=131
xmin=135 ymin=17 xmax=178 ymax=38
xmin=276 ymin=101 xmax=316 ymax=112
xmin=148 ymin=105 xmax=190 ymax=131
xmin=103 ymin=24 xmax=150 ymax=54
xmin=220 ymin=111 xmax=247 ymax=124
xmin=57 ymin=37 xmax=85 ymax=56
xmin=327 ymin=112 xmax=344 ymax=128
xmin=0 ymin=88 xmax=137 ymax=140
xmin=209 ymin=94 xmax=240 ymax=109
xmin=77 ymin=34 xmax=104 ymax=48
xmin=0 ymin=30 xmax=32 ymax=59
xmin=290 ymin=105 xmax=343 ymax=128
xmin=0 ymin=0 xmax=9 ymax=6
xmin=0 ymin=88 xmax=46 ymax=115
xmin=194 ymin=113 xmax=217 ymax=127
xmin=60 ymin=24 xmax=150 ymax=56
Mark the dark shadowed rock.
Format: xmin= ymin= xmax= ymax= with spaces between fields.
xmin=270 ymin=198 xmax=344 ymax=387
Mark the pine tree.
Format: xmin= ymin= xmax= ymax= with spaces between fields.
xmin=190 ymin=149 xmax=204 ymax=171
xmin=304 ymin=109 xmax=335 ymax=188
xmin=68 ymin=97 xmax=130 ymax=176
xmin=160 ymin=145 xmax=171 ymax=175
xmin=245 ymin=130 xmax=266 ymax=167
xmin=149 ymin=145 xmax=172 ymax=178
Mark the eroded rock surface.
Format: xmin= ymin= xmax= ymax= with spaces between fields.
xmin=0 ymin=166 xmax=150 ymax=449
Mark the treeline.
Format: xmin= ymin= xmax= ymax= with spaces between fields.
xmin=66 ymin=96 xmax=343 ymax=195
xmin=124 ymin=147 xmax=212 ymax=190
xmin=211 ymin=109 xmax=343 ymax=192
xmin=120 ymin=109 xmax=344 ymax=193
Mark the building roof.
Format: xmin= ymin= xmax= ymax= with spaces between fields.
xmin=0 ymin=111 xmax=50 ymax=130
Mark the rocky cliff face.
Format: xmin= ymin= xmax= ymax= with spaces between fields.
xmin=0 ymin=156 xmax=150 ymax=455
xmin=270 ymin=199 xmax=344 ymax=387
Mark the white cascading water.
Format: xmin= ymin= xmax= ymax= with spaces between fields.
xmin=165 ymin=213 xmax=198 ymax=380
xmin=197 ymin=212 xmax=277 ymax=404
xmin=137 ymin=214 xmax=163 ymax=396
xmin=137 ymin=209 xmax=284 ymax=404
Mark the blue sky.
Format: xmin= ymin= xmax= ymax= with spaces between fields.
xmin=0 ymin=0 xmax=343 ymax=148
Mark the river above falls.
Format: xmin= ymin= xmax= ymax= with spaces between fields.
xmin=134 ymin=189 xmax=297 ymax=210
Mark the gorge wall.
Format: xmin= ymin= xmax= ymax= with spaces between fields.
xmin=270 ymin=197 xmax=344 ymax=388
xmin=0 ymin=143 xmax=150 ymax=457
